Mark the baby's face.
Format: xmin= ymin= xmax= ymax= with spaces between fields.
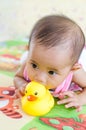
xmin=26 ymin=41 xmax=72 ymax=89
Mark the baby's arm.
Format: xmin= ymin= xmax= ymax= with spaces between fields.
xmin=14 ymin=62 xmax=28 ymax=98
xmin=57 ymin=68 xmax=86 ymax=111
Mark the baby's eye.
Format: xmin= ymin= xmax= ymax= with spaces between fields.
xmin=31 ymin=63 xmax=38 ymax=69
xmin=48 ymin=71 xmax=56 ymax=75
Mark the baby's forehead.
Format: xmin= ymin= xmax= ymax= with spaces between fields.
xmin=30 ymin=39 xmax=72 ymax=56
xmin=29 ymin=43 xmax=72 ymax=68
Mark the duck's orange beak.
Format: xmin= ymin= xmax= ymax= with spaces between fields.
xmin=27 ymin=95 xmax=37 ymax=101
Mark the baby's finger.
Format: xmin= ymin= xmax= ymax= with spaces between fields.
xmin=13 ymin=93 xmax=20 ymax=99
xmin=57 ymin=97 xmax=72 ymax=105
xmin=65 ymin=102 xmax=79 ymax=108
xmin=14 ymin=89 xmax=23 ymax=99
xmin=76 ymin=106 xmax=82 ymax=112
xmin=52 ymin=93 xmax=59 ymax=97
xmin=53 ymin=93 xmax=64 ymax=99
xmin=62 ymin=91 xmax=75 ymax=98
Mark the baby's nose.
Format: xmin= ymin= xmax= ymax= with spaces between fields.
xmin=34 ymin=71 xmax=47 ymax=85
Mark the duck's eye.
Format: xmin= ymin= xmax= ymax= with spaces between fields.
xmin=34 ymin=92 xmax=38 ymax=95
xmin=25 ymin=90 xmax=27 ymax=93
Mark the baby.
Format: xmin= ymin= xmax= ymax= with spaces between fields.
xmin=14 ymin=15 xmax=86 ymax=112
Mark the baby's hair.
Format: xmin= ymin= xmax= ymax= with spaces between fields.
xmin=29 ymin=15 xmax=85 ymax=64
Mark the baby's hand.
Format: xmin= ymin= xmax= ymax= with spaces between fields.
xmin=57 ymin=91 xmax=82 ymax=112
xmin=14 ymin=87 xmax=25 ymax=99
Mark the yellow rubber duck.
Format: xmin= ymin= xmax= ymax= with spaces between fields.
xmin=21 ymin=81 xmax=54 ymax=116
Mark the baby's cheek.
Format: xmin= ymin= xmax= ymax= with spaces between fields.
xmin=30 ymin=73 xmax=38 ymax=82
xmin=27 ymin=69 xmax=34 ymax=79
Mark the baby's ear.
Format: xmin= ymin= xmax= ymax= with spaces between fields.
xmin=72 ymin=63 xmax=82 ymax=70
